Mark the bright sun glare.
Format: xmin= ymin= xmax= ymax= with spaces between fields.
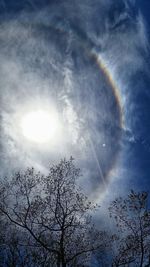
xmin=21 ymin=110 xmax=59 ymax=143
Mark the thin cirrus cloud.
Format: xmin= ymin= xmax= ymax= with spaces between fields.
xmin=0 ymin=0 xmax=149 ymax=200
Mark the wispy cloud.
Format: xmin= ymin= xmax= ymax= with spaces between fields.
xmin=0 ymin=1 xmax=149 ymax=200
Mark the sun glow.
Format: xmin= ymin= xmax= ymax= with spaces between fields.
xmin=21 ymin=110 xmax=60 ymax=143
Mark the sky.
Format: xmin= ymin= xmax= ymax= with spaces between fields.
xmin=0 ymin=0 xmax=150 ymax=204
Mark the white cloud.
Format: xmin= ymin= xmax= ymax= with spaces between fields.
xmin=0 ymin=0 xmax=148 ymax=200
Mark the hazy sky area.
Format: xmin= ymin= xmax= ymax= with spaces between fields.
xmin=0 ymin=0 xmax=150 ymax=204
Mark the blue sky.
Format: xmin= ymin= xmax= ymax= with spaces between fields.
xmin=0 ymin=0 xmax=150 ymax=203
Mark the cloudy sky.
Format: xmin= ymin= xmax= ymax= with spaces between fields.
xmin=0 ymin=0 xmax=150 ymax=202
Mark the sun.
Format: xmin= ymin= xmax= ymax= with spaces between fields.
xmin=21 ymin=110 xmax=59 ymax=143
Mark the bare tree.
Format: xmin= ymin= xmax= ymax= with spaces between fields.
xmin=109 ymin=190 xmax=150 ymax=267
xmin=0 ymin=158 xmax=105 ymax=267
xmin=0 ymin=220 xmax=54 ymax=267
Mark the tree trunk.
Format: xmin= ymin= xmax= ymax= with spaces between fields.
xmin=139 ymin=217 xmax=144 ymax=267
xmin=139 ymin=250 xmax=144 ymax=267
xmin=60 ymin=252 xmax=66 ymax=267
xmin=60 ymin=227 xmax=66 ymax=267
xmin=57 ymin=255 xmax=61 ymax=267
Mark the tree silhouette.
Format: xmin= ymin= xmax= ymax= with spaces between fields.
xmin=109 ymin=190 xmax=150 ymax=267
xmin=0 ymin=158 xmax=106 ymax=267
xmin=1 ymin=158 xmax=149 ymax=266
